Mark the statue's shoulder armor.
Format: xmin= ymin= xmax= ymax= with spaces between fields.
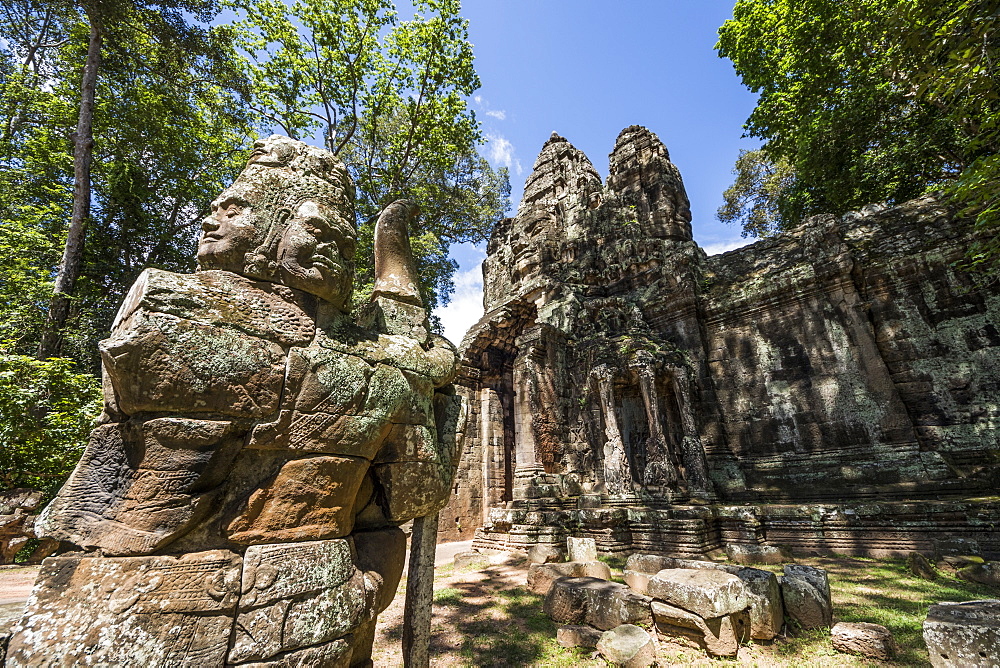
xmin=100 ymin=269 xmax=316 ymax=418
xmin=112 ymin=268 xmax=316 ymax=347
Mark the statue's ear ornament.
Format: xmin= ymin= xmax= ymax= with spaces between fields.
xmin=243 ymin=207 xmax=293 ymax=280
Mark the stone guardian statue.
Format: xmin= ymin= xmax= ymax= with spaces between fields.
xmin=7 ymin=136 xmax=465 ymax=668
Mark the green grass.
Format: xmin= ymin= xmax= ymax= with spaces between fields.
xmin=827 ymin=557 xmax=997 ymax=665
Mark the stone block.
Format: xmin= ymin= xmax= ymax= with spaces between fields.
xmin=908 ymin=551 xmax=939 ymax=580
xmin=229 ymin=539 xmax=367 ymax=664
xmin=528 ymin=543 xmax=565 ymax=564
xmin=923 ymin=600 xmax=1000 ymax=668
xmin=831 ymin=621 xmax=896 ymax=661
xmin=567 ymin=536 xmax=598 ymax=562
xmin=958 ymin=562 xmax=1000 ymax=587
xmin=226 ymin=455 xmax=369 ymax=544
xmin=624 ymin=570 xmax=652 ymax=595
xmin=544 ymin=577 xmax=652 ymax=631
xmin=596 ymin=624 xmax=656 ymax=668
xmin=647 ymin=568 xmax=748 ymax=619
xmin=781 ymin=565 xmax=832 ymax=630
xmin=527 ymin=561 xmax=612 ymax=595
xmin=6 ymin=550 xmax=242 ymax=667
xmin=625 ymin=553 xmax=714 ymax=575
xmin=934 ymin=537 xmax=982 ymax=559
xmin=557 ymin=624 xmax=602 ymax=649
xmin=372 ymin=460 xmax=452 ymax=522
xmin=725 ymin=543 xmax=792 ymax=565
xmin=735 ymin=567 xmax=783 ymax=640
xmin=651 ymin=600 xmax=749 ymax=658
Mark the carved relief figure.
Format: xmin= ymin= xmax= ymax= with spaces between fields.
xmin=8 ymin=136 xmax=464 ymax=667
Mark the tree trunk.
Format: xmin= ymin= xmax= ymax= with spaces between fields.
xmin=37 ymin=10 xmax=102 ymax=360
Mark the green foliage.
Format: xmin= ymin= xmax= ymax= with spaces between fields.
xmin=717 ymin=149 xmax=798 ymax=237
xmin=0 ymin=354 xmax=101 ymax=496
xmin=897 ymin=1 xmax=1000 ymax=274
xmin=225 ymin=0 xmax=509 ymax=310
xmin=717 ymin=0 xmax=999 ymax=257
xmin=0 ymin=0 xmax=257 ymax=368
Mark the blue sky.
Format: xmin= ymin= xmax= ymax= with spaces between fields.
xmin=435 ymin=1 xmax=762 ymax=343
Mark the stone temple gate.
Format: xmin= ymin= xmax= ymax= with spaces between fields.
xmin=438 ymin=126 xmax=1000 ymax=559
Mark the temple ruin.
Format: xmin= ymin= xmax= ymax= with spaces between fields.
xmin=439 ymin=126 xmax=1000 ymax=559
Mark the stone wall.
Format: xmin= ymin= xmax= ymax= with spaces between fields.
xmin=442 ymin=125 xmax=1000 ymax=558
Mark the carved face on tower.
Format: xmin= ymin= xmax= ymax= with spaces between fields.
xmin=197 ymin=135 xmax=357 ymax=310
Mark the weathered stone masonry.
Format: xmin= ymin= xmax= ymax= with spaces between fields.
xmin=437 ymin=126 xmax=1000 ymax=558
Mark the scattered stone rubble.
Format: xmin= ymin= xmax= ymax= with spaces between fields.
xmin=538 ymin=539 xmax=819 ymax=659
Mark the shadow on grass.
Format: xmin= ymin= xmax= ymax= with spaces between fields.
xmin=816 ymin=556 xmax=998 ymax=666
xmin=380 ymin=555 xmax=593 ymax=667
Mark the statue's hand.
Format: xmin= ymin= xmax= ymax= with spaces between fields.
xmin=364 ymin=199 xmax=432 ymax=343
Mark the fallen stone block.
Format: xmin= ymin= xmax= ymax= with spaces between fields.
xmin=651 ymin=600 xmax=749 ymax=658
xmin=907 ymin=551 xmax=938 ymax=580
xmin=726 ymin=543 xmax=792 ymax=565
xmin=528 ymin=543 xmax=565 ymax=564
xmin=647 ymin=568 xmax=748 ymax=619
xmin=596 ymin=624 xmax=656 ymax=668
xmin=781 ymin=565 xmax=832 ymax=630
xmin=567 ymin=537 xmax=598 ymax=562
xmin=624 ymin=554 xmax=779 ymax=639
xmin=624 ymin=569 xmax=652 ymax=595
xmin=527 ymin=560 xmax=611 ymax=595
xmin=557 ymin=624 xmax=602 ymax=649
xmin=625 ymin=553 xmax=708 ymax=575
xmin=831 ymin=621 xmax=895 ymax=661
xmin=453 ymin=550 xmax=489 ymax=569
xmin=544 ymin=577 xmax=652 ymax=631
xmin=923 ymin=599 xmax=1000 ymax=668
xmin=958 ymin=562 xmax=1000 ymax=588
xmin=735 ymin=567 xmax=783 ymax=640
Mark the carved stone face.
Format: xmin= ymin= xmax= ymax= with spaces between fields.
xmin=197 ymin=181 xmax=264 ymax=273
xmin=196 ymin=136 xmax=358 ymax=309
xmin=278 ymin=201 xmax=356 ymax=310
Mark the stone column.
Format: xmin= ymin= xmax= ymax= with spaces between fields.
xmin=669 ymin=367 xmax=713 ymax=498
xmin=480 ymin=388 xmax=501 ymax=524
xmin=403 ymin=512 xmax=439 ymax=668
xmin=593 ymin=365 xmax=632 ymax=496
xmin=635 ymin=362 xmax=678 ymax=487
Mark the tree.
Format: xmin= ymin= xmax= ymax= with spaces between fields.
xmin=32 ymin=0 xmax=245 ymax=360
xmin=225 ymin=0 xmax=509 ymax=310
xmin=0 ymin=354 xmax=101 ymax=496
xmin=716 ymin=0 xmax=986 ymax=237
xmin=717 ymin=149 xmax=796 ymax=237
xmin=895 ymin=0 xmax=1000 ymax=272
xmin=0 ymin=0 xmax=258 ymax=366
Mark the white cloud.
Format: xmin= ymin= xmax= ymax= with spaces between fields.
xmin=435 ymin=264 xmax=485 ymax=345
xmin=486 ymin=133 xmax=523 ymax=176
xmin=701 ymin=237 xmax=753 ymax=256
xmin=473 ymin=95 xmax=508 ymax=123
